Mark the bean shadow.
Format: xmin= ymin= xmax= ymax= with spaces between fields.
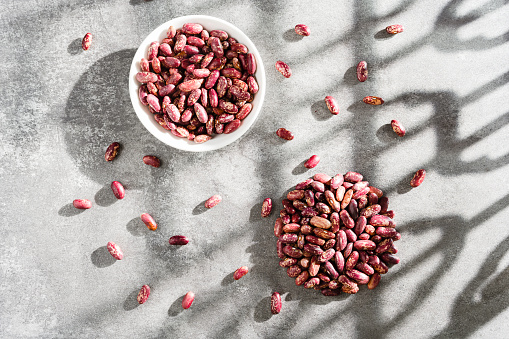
xmin=129 ymin=0 xmax=150 ymax=5
xmin=291 ymin=159 xmax=310 ymax=175
xmin=168 ymin=295 xmax=185 ymax=317
xmin=192 ymin=199 xmax=209 ymax=215
xmin=374 ymin=29 xmax=393 ymax=40
xmin=376 ymin=123 xmax=398 ymax=144
xmin=395 ymin=171 xmax=414 ymax=194
xmin=63 ymin=48 xmax=163 ymax=190
xmin=221 ymin=272 xmax=235 ymax=287
xmin=343 ymin=65 xmax=360 ymax=86
xmin=126 ymin=216 xmax=148 ymax=237
xmin=91 ymin=245 xmax=117 ymax=268
xmin=58 ymin=203 xmax=85 ymax=217
xmin=94 ymin=183 xmax=117 ymax=207
xmin=249 ymin=201 xmax=264 ymax=222
xmin=123 ymin=289 xmax=141 ymax=311
xmin=346 ymin=100 xmax=377 ymax=115
xmin=310 ymin=100 xmax=333 ymax=121
xmin=68 ymin=38 xmax=83 ymax=55
xmin=282 ymin=28 xmax=304 ymax=42
xmin=253 ymin=296 xmax=273 ymax=322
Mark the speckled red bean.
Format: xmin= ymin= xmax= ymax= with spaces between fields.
xmin=275 ymin=61 xmax=291 ymax=78
xmin=205 ymin=194 xmax=222 ymax=208
xmin=295 ymin=24 xmax=310 ymax=36
xmin=82 ymin=33 xmax=92 ymax=50
xmin=363 ymin=96 xmax=384 ymax=105
xmin=137 ymin=285 xmax=150 ymax=304
xmin=410 ymin=169 xmax=426 ymax=187
xmin=386 ymin=24 xmax=404 ymax=34
xmin=391 ymin=119 xmax=406 ymax=137
xmin=325 ymin=96 xmax=339 ymax=115
xmin=356 ymin=61 xmax=368 ymax=82
xmin=233 ymin=266 xmax=249 ymax=280
xmin=105 ymin=142 xmax=120 ymax=161
xmin=107 ymin=241 xmax=123 ymax=260
xmin=271 ymin=292 xmax=282 ymax=314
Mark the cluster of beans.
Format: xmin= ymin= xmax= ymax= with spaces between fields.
xmin=136 ymin=23 xmax=259 ymax=143
xmin=274 ymin=172 xmax=401 ymax=296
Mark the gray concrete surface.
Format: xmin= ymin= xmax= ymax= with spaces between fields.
xmin=1 ymin=0 xmax=509 ymax=338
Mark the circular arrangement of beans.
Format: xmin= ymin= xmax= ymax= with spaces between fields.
xmin=136 ymin=23 xmax=259 ymax=143
xmin=274 ymin=172 xmax=400 ymax=295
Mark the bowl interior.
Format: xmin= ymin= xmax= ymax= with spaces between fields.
xmin=129 ymin=15 xmax=266 ymax=152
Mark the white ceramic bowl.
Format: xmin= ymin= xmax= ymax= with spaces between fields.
xmin=129 ymin=15 xmax=266 ymax=152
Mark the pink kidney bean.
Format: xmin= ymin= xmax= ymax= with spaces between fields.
xmin=110 ymin=181 xmax=125 ymax=199
xmin=136 ymin=72 xmax=158 ymax=83
xmin=73 ymin=199 xmax=91 ymax=209
xmin=141 ymin=213 xmax=157 ymax=231
xmin=147 ymin=42 xmax=159 ymax=60
xmin=304 ymin=155 xmax=320 ymax=169
xmin=182 ymin=291 xmax=195 ymax=309
xmin=205 ymin=194 xmax=222 ymax=208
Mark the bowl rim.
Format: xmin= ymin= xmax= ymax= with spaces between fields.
xmin=129 ymin=14 xmax=266 ymax=152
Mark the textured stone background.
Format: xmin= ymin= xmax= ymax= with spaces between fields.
xmin=1 ymin=0 xmax=509 ymax=338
